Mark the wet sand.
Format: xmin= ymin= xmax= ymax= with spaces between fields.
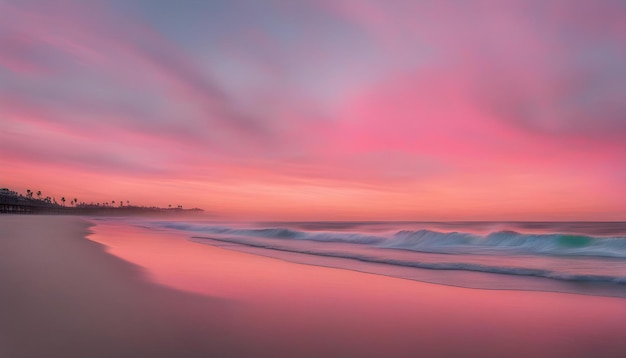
xmin=2 ymin=216 xmax=626 ymax=357
xmin=0 ymin=216 xmax=243 ymax=357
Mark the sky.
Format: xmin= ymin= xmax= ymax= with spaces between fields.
xmin=1 ymin=0 xmax=625 ymax=220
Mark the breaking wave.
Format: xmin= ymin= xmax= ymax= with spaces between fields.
xmin=146 ymin=220 xmax=626 ymax=288
xmin=385 ymin=230 xmax=626 ymax=258
xmin=159 ymin=222 xmax=386 ymax=244
xmin=189 ymin=235 xmax=626 ymax=285
xmin=160 ymin=222 xmax=626 ymax=258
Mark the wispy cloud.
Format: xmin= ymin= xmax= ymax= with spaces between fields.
xmin=1 ymin=0 xmax=625 ymax=219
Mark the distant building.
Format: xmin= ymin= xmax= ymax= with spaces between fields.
xmin=0 ymin=188 xmax=19 ymax=197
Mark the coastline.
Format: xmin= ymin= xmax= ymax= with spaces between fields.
xmin=2 ymin=215 xmax=626 ymax=357
xmin=0 ymin=215 xmax=241 ymax=358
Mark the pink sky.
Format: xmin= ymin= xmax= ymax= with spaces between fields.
xmin=1 ymin=0 xmax=625 ymax=220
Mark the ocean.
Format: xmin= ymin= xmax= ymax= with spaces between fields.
xmin=123 ymin=219 xmax=626 ymax=298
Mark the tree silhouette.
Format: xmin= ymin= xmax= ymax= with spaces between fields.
xmin=61 ymin=197 xmax=66 ymax=206
xmin=26 ymin=189 xmax=32 ymax=198
xmin=37 ymin=190 xmax=42 ymax=199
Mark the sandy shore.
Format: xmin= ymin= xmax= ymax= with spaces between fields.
xmin=2 ymin=215 xmax=626 ymax=357
xmin=0 ymin=216 xmax=243 ymax=358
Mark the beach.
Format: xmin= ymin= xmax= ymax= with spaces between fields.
xmin=2 ymin=216 xmax=626 ymax=357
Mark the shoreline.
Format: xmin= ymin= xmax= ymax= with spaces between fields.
xmin=0 ymin=216 xmax=243 ymax=358
xmin=189 ymin=235 xmax=626 ymax=299
xmin=3 ymin=215 xmax=626 ymax=357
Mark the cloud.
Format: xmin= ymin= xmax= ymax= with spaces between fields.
xmin=0 ymin=0 xmax=272 ymax=147
xmin=318 ymin=0 xmax=626 ymax=142
xmin=1 ymin=0 xmax=625 ymax=218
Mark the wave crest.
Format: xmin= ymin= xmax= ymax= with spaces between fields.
xmin=385 ymin=230 xmax=626 ymax=258
xmin=158 ymin=222 xmax=626 ymax=258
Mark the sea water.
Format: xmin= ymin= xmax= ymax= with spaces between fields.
xmin=124 ymin=219 xmax=626 ymax=298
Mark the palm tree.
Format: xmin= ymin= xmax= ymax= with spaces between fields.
xmin=73 ymin=198 xmax=78 ymax=206
xmin=37 ymin=190 xmax=42 ymax=199
xmin=61 ymin=197 xmax=66 ymax=206
xmin=26 ymin=189 xmax=32 ymax=198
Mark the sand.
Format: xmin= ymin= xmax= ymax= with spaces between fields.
xmin=2 ymin=215 xmax=626 ymax=357
xmin=0 ymin=216 xmax=242 ymax=357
